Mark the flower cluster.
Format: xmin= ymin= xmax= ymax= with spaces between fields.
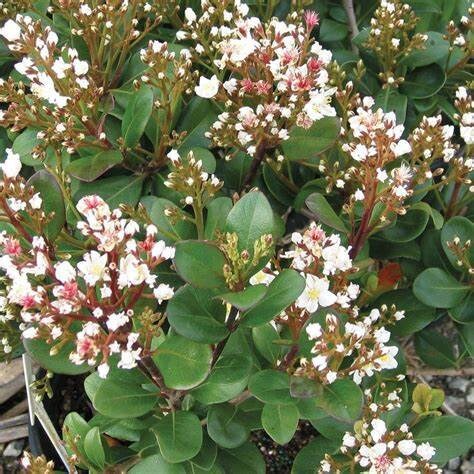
xmin=0 ymin=15 xmax=105 ymax=157
xmin=364 ymin=0 xmax=427 ymax=86
xmin=455 ymin=86 xmax=474 ymax=146
xmin=297 ymin=305 xmax=403 ymax=385
xmin=320 ymin=386 xmax=440 ymax=473
xmin=180 ymin=3 xmax=335 ymax=158
xmin=0 ymin=153 xmax=175 ymax=377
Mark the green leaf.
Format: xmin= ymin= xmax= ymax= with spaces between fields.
xmin=205 ymin=197 xmax=233 ymax=240
xmin=441 ymin=216 xmax=474 ymax=268
xmin=122 ymin=86 xmax=154 ymax=147
xmin=252 ymin=323 xmax=282 ymax=363
xmin=374 ymin=289 xmax=436 ymax=336
xmin=146 ymin=197 xmax=196 ymax=244
xmin=381 ymin=208 xmax=430 ymax=242
xmin=317 ymin=379 xmax=363 ymax=423
xmin=74 ymin=175 xmax=144 ymax=209
xmin=192 ymin=354 xmax=252 ymax=404
xmin=167 ymin=285 xmax=228 ymax=344
xmin=261 ymin=403 xmax=299 ymax=445
xmin=92 ymin=369 xmax=158 ymax=418
xmin=66 ymin=149 xmax=123 ymax=182
xmin=218 ymin=285 xmax=267 ymax=311
xmin=217 ymin=441 xmax=265 ymax=474
xmin=62 ymin=412 xmax=91 ymax=465
xmin=154 ymin=334 xmax=212 ymax=390
xmin=12 ymin=128 xmax=40 ymax=166
xmin=248 ymin=370 xmax=293 ymax=405
xmin=305 ymin=193 xmax=348 ymax=233
xmin=414 ymin=330 xmax=457 ymax=368
xmin=188 ymin=147 xmax=216 ymax=173
xmin=152 ymin=411 xmax=203 ymax=464
xmin=207 ymin=404 xmax=250 ymax=448
xmin=319 ymin=18 xmax=348 ymax=42
xmin=282 ymin=117 xmax=340 ymax=162
xmin=413 ymin=268 xmax=470 ymax=309
xmin=457 ymin=323 xmax=474 ymax=357
xmin=189 ymin=433 xmax=218 ymax=471
xmin=84 ymin=427 xmax=106 ymax=469
xmin=27 ymin=170 xmax=65 ymax=240
xmin=129 ymin=454 xmax=185 ymax=474
xmin=449 ymin=293 xmax=474 ymax=324
xmin=413 ymin=415 xmax=474 ymax=465
xmin=225 ymin=191 xmax=274 ymax=254
xmin=292 ymin=437 xmax=339 ymax=474
xmin=242 ymin=270 xmax=305 ymax=327
xmin=402 ymin=32 xmax=449 ymax=68
xmin=24 ymin=338 xmax=89 ymax=375
xmin=374 ymin=89 xmax=407 ymax=123
xmin=400 ymin=64 xmax=446 ymax=99
xmin=174 ymin=241 xmax=227 ymax=290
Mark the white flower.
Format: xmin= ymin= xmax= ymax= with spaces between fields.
xmin=354 ymin=189 xmax=364 ymax=201
xmin=195 ymin=75 xmax=220 ymax=99
xmin=72 ymin=58 xmax=89 ymax=76
xmin=397 ymin=439 xmax=416 ymax=455
xmin=22 ymin=327 xmax=38 ymax=339
xmin=416 ymin=442 xmax=435 ymax=460
xmin=106 ymin=312 xmax=129 ymax=331
xmin=0 ymin=19 xmax=22 ymax=42
xmin=303 ymin=88 xmax=336 ymax=121
xmin=391 ymin=139 xmax=411 ymax=157
xmin=118 ymin=254 xmax=150 ymax=288
xmin=306 ymin=322 xmax=322 ymax=340
xmin=374 ymin=327 xmax=390 ymax=344
xmin=376 ymin=345 xmax=399 ymax=370
xmin=370 ymin=419 xmax=387 ymax=443
xmin=321 ymin=240 xmax=352 ymax=275
xmin=376 ymin=168 xmax=388 ymax=182
xmin=226 ymin=37 xmax=257 ymax=62
xmin=28 ymin=193 xmax=42 ymax=209
xmin=154 ymin=283 xmax=174 ymax=304
xmin=342 ymin=433 xmax=356 ymax=447
xmin=1 ymin=148 xmax=22 ymax=178
xmin=54 ymin=261 xmax=76 ymax=283
xmin=296 ymin=275 xmax=337 ymax=313
xmin=77 ymin=251 xmax=108 ymax=286
xmin=460 ymin=126 xmax=474 ymax=145
xmin=167 ymin=149 xmax=180 ymax=163
xmin=97 ymin=363 xmax=109 ymax=379
xmin=311 ymin=354 xmax=327 ymax=370
xmin=184 ymin=7 xmax=197 ymax=23
xmin=326 ymin=370 xmax=337 ymax=383
xmin=79 ymin=4 xmax=92 ymax=15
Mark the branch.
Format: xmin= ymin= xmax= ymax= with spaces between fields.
xmin=342 ymin=0 xmax=359 ymax=54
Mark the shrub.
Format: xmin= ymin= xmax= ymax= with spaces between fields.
xmin=0 ymin=0 xmax=472 ymax=472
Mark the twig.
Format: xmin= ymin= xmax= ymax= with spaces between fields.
xmin=342 ymin=0 xmax=359 ymax=54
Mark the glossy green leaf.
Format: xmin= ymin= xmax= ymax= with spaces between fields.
xmin=218 ymin=285 xmax=267 ymax=311
xmin=413 ymin=268 xmax=470 ymax=308
xmin=319 ymin=18 xmax=348 ymax=42
xmin=92 ymin=369 xmax=158 ymax=418
xmin=27 ymin=170 xmax=65 ymax=240
xmin=374 ymin=289 xmax=436 ymax=336
xmin=317 ymin=379 xmax=363 ymax=423
xmin=402 ymin=32 xmax=449 ymax=68
xmin=129 ymin=454 xmax=185 ymax=474
xmin=282 ymin=117 xmax=340 ymax=162
xmin=248 ymin=370 xmax=293 ymax=405
xmin=66 ymin=149 xmax=123 ymax=182
xmin=192 ymin=354 xmax=252 ymax=404
xmin=252 ymin=323 xmax=282 ymax=363
xmin=441 ymin=216 xmax=474 ymax=268
xmin=449 ymin=293 xmax=474 ymax=324
xmin=305 ymin=193 xmax=348 ymax=233
xmin=292 ymin=437 xmax=339 ymax=474
xmin=167 ymin=285 xmax=228 ymax=344
xmin=12 ymin=128 xmax=40 ymax=166
xmin=152 ymin=411 xmax=203 ymax=463
xmin=400 ymin=64 xmax=446 ymax=99
xmin=381 ymin=208 xmax=430 ymax=242
xmin=261 ymin=403 xmax=299 ymax=445
xmin=414 ymin=330 xmax=457 ymax=368
xmin=154 ymin=334 xmax=212 ymax=390
xmin=122 ymin=86 xmax=154 ymax=147
xmin=242 ymin=270 xmax=305 ymax=327
xmin=225 ymin=191 xmax=274 ymax=254
xmin=413 ymin=415 xmax=474 ymax=465
xmin=205 ymin=197 xmax=233 ymax=240
xmin=174 ymin=241 xmax=227 ymax=290
xmin=84 ymin=427 xmax=106 ymax=469
xmin=217 ymin=441 xmax=265 ymax=474
xmin=207 ymin=404 xmax=249 ymax=448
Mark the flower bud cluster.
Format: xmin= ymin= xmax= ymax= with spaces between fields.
xmin=164 ymin=149 xmax=223 ymax=207
xmin=320 ymin=387 xmax=440 ymax=473
xmin=364 ymin=0 xmax=427 ymax=86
